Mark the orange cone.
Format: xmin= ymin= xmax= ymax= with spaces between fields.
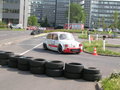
xmin=92 ymin=47 xmax=98 ymax=56
xmin=80 ymin=44 xmax=83 ymax=52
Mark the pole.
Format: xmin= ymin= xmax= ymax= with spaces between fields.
xmin=96 ymin=34 xmax=98 ymax=40
xmin=103 ymin=40 xmax=105 ymax=51
xmin=88 ymin=34 xmax=91 ymax=44
xmin=68 ymin=0 xmax=70 ymax=30
xmin=103 ymin=36 xmax=106 ymax=51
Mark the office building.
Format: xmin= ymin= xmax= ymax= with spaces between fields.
xmin=84 ymin=0 xmax=120 ymax=28
xmin=0 ymin=0 xmax=28 ymax=28
xmin=30 ymin=0 xmax=84 ymax=27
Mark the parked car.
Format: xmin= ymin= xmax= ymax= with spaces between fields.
xmin=97 ymin=28 xmax=103 ymax=32
xmin=43 ymin=32 xmax=81 ymax=54
xmin=89 ymin=28 xmax=95 ymax=31
xmin=104 ymin=28 xmax=112 ymax=32
xmin=112 ymin=28 xmax=120 ymax=34
xmin=12 ymin=24 xmax=23 ymax=29
xmin=26 ymin=26 xmax=37 ymax=30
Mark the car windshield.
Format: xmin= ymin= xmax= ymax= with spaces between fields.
xmin=59 ymin=33 xmax=74 ymax=40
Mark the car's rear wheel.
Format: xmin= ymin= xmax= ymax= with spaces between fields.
xmin=58 ymin=45 xmax=63 ymax=54
xmin=43 ymin=43 xmax=48 ymax=50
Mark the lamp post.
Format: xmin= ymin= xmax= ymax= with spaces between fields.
xmin=68 ymin=0 xmax=70 ymax=30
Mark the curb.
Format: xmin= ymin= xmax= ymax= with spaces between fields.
xmin=33 ymin=33 xmax=47 ymax=37
xmin=95 ymin=82 xmax=103 ymax=90
xmin=83 ymin=50 xmax=120 ymax=57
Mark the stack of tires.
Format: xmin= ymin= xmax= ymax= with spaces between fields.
xmin=82 ymin=67 xmax=102 ymax=81
xmin=64 ymin=63 xmax=84 ymax=79
xmin=29 ymin=58 xmax=47 ymax=74
xmin=45 ymin=60 xmax=64 ymax=77
xmin=18 ymin=56 xmax=33 ymax=71
xmin=8 ymin=55 xmax=22 ymax=68
xmin=0 ymin=51 xmax=14 ymax=66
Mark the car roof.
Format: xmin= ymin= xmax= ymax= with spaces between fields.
xmin=48 ymin=32 xmax=71 ymax=35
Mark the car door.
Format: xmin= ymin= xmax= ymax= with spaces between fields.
xmin=46 ymin=34 xmax=53 ymax=50
xmin=49 ymin=34 xmax=59 ymax=51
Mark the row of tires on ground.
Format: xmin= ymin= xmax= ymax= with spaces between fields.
xmin=30 ymin=29 xmax=44 ymax=35
xmin=0 ymin=51 xmax=102 ymax=81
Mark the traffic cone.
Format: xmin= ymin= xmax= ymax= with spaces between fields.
xmin=92 ymin=47 xmax=98 ymax=56
xmin=80 ymin=44 xmax=83 ymax=52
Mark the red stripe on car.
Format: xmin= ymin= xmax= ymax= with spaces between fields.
xmin=48 ymin=44 xmax=58 ymax=47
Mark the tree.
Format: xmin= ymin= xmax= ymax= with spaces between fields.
xmin=28 ymin=16 xmax=39 ymax=26
xmin=97 ymin=18 xmax=101 ymax=28
xmin=101 ymin=17 xmax=107 ymax=29
xmin=110 ymin=11 xmax=119 ymax=29
xmin=66 ymin=3 xmax=86 ymax=23
xmin=113 ymin=11 xmax=119 ymax=28
xmin=41 ymin=17 xmax=50 ymax=27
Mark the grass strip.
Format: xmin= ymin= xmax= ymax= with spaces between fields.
xmin=82 ymin=40 xmax=120 ymax=56
xmin=101 ymin=72 xmax=120 ymax=90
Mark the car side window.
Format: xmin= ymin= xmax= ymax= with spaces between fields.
xmin=47 ymin=34 xmax=52 ymax=39
xmin=59 ymin=34 xmax=67 ymax=40
xmin=53 ymin=34 xmax=58 ymax=40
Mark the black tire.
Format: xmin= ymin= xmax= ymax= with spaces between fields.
xmin=0 ymin=59 xmax=8 ymax=66
xmin=64 ymin=71 xmax=81 ymax=79
xmin=65 ymin=63 xmax=84 ymax=74
xmin=58 ymin=45 xmax=63 ymax=54
xmin=0 ymin=51 xmax=14 ymax=59
xmin=8 ymin=61 xmax=17 ymax=68
xmin=45 ymin=69 xmax=63 ymax=77
xmin=18 ymin=64 xmax=29 ymax=71
xmin=83 ymin=67 xmax=100 ymax=74
xmin=83 ymin=73 xmax=102 ymax=81
xmin=45 ymin=60 xmax=64 ymax=69
xmin=10 ymin=55 xmax=23 ymax=62
xmin=30 ymin=67 xmax=45 ymax=74
xmin=43 ymin=43 xmax=48 ymax=50
xmin=29 ymin=58 xmax=47 ymax=67
xmin=18 ymin=56 xmax=33 ymax=65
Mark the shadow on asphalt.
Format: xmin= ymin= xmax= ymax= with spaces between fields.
xmin=33 ymin=48 xmax=79 ymax=55
xmin=0 ymin=66 xmax=90 ymax=83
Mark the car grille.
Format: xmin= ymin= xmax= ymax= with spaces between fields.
xmin=71 ymin=49 xmax=80 ymax=52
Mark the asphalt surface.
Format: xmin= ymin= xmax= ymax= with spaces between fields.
xmin=0 ymin=31 xmax=120 ymax=90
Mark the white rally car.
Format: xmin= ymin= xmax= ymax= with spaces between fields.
xmin=43 ymin=32 xmax=81 ymax=54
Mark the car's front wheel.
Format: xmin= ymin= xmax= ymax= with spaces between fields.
xmin=58 ymin=45 xmax=63 ymax=54
xmin=43 ymin=43 xmax=48 ymax=50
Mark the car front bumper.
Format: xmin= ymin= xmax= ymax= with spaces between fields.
xmin=63 ymin=48 xmax=81 ymax=53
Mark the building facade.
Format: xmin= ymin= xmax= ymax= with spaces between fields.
xmin=0 ymin=0 xmax=3 ymax=21
xmin=0 ymin=0 xmax=28 ymax=28
xmin=29 ymin=0 xmax=84 ymax=27
xmin=84 ymin=0 xmax=120 ymax=28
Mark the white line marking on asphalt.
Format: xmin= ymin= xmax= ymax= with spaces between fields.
xmin=20 ymin=43 xmax=43 ymax=55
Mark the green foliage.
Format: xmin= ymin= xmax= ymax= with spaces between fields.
xmin=0 ymin=21 xmax=7 ymax=28
xmin=28 ymin=16 xmax=39 ymax=26
xmin=66 ymin=3 xmax=86 ymax=23
xmin=106 ymin=44 xmax=120 ymax=48
xmin=44 ymin=29 xmax=83 ymax=33
xmin=41 ymin=17 xmax=50 ymax=27
xmin=102 ymin=17 xmax=107 ymax=29
xmin=82 ymin=40 xmax=120 ymax=56
xmin=101 ymin=72 xmax=120 ymax=90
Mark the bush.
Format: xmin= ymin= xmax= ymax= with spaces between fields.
xmin=44 ymin=29 xmax=84 ymax=33
xmin=0 ymin=21 xmax=7 ymax=28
